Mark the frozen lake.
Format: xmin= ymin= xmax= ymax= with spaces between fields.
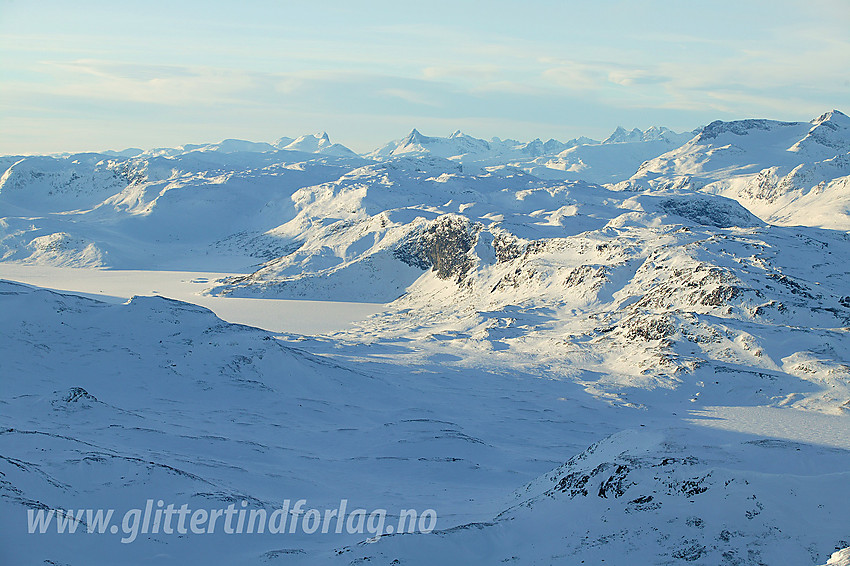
xmin=0 ymin=265 xmax=387 ymax=335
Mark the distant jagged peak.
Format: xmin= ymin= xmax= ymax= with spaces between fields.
xmin=566 ymin=135 xmax=599 ymax=147
xmin=400 ymin=128 xmax=432 ymax=146
xmin=290 ymin=131 xmax=330 ymax=144
xmin=390 ymin=129 xmax=491 ymax=157
xmin=276 ymin=132 xmax=358 ymax=157
xmin=401 ymin=129 xmax=482 ymax=145
xmin=811 ymin=109 xmax=850 ymax=127
xmin=542 ymin=138 xmax=565 ymax=152
xmin=642 ymin=125 xmax=675 ymax=139
xmin=790 ymin=109 xmax=850 ymax=154
xmin=603 ymin=126 xmax=635 ymax=144
xmin=603 ymin=125 xmax=685 ymax=144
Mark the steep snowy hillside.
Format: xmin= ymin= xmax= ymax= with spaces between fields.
xmin=621 ymin=110 xmax=850 ymax=229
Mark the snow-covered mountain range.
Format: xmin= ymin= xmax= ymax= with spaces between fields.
xmin=620 ymin=110 xmax=850 ymax=228
xmin=2 ymin=110 xmax=849 ymax=565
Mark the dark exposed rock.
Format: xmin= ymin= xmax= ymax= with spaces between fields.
xmin=766 ymin=273 xmax=815 ymax=299
xmin=491 ymin=267 xmax=538 ymax=292
xmin=564 ymin=265 xmax=607 ymax=289
xmin=700 ymin=284 xmax=741 ymax=306
xmin=493 ymin=233 xmax=523 ymax=263
xmin=673 ymin=540 xmax=708 ymax=561
xmin=598 ymin=464 xmax=632 ymax=498
xmin=697 ymin=119 xmax=797 ymax=141
xmin=55 ymin=387 xmax=97 ymax=403
xmin=625 ymin=316 xmax=675 ymax=341
xmin=394 ymin=215 xmax=479 ymax=282
xmin=657 ymin=196 xmax=761 ymax=228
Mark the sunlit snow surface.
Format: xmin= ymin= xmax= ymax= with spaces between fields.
xmin=2 ymin=114 xmax=850 ymax=565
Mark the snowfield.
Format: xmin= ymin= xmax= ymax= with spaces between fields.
xmin=1 ymin=111 xmax=849 ymax=565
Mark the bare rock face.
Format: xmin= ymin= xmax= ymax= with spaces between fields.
xmin=51 ymin=387 xmax=98 ymax=410
xmin=656 ymin=196 xmax=762 ymax=228
xmin=394 ymin=215 xmax=479 ymax=282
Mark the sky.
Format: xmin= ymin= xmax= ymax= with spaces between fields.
xmin=1 ymin=0 xmax=848 ymax=154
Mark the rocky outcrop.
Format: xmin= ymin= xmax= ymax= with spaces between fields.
xmin=394 ymin=215 xmax=480 ymax=282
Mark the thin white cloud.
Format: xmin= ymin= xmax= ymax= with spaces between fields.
xmin=379 ymin=88 xmax=441 ymax=107
xmin=421 ymin=65 xmax=500 ymax=81
xmin=469 ymin=81 xmax=539 ymax=96
xmin=541 ymin=63 xmax=608 ymax=91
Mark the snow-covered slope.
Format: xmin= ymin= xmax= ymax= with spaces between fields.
xmin=543 ymin=128 xmax=695 ymax=184
xmin=0 ymin=143 xmax=368 ymax=269
xmin=3 ymin=273 xmax=849 ymax=565
xmin=620 ymin=110 xmax=850 ymax=229
xmin=331 ymin=427 xmax=850 ymax=565
xmin=0 ymin=279 xmax=634 ymax=563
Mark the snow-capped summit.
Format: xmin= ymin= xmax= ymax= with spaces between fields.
xmin=282 ymin=132 xmax=358 ymax=156
xmin=812 ymin=108 xmax=850 ymax=127
xmin=789 ymin=109 xmax=850 ymax=154
xmin=193 ymin=139 xmax=277 ymax=153
xmin=694 ymin=118 xmax=800 ymax=142
xmin=386 ymin=129 xmax=493 ymax=160
xmin=604 ymin=125 xmax=693 ymax=145
xmin=283 ymin=132 xmax=331 ymax=152
xmin=603 ymin=126 xmax=644 ymax=144
xmin=622 ymin=109 xmax=850 ymax=229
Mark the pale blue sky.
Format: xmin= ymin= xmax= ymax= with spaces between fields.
xmin=1 ymin=0 xmax=848 ymax=154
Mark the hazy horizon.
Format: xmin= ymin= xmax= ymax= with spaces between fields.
xmin=1 ymin=0 xmax=848 ymax=154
